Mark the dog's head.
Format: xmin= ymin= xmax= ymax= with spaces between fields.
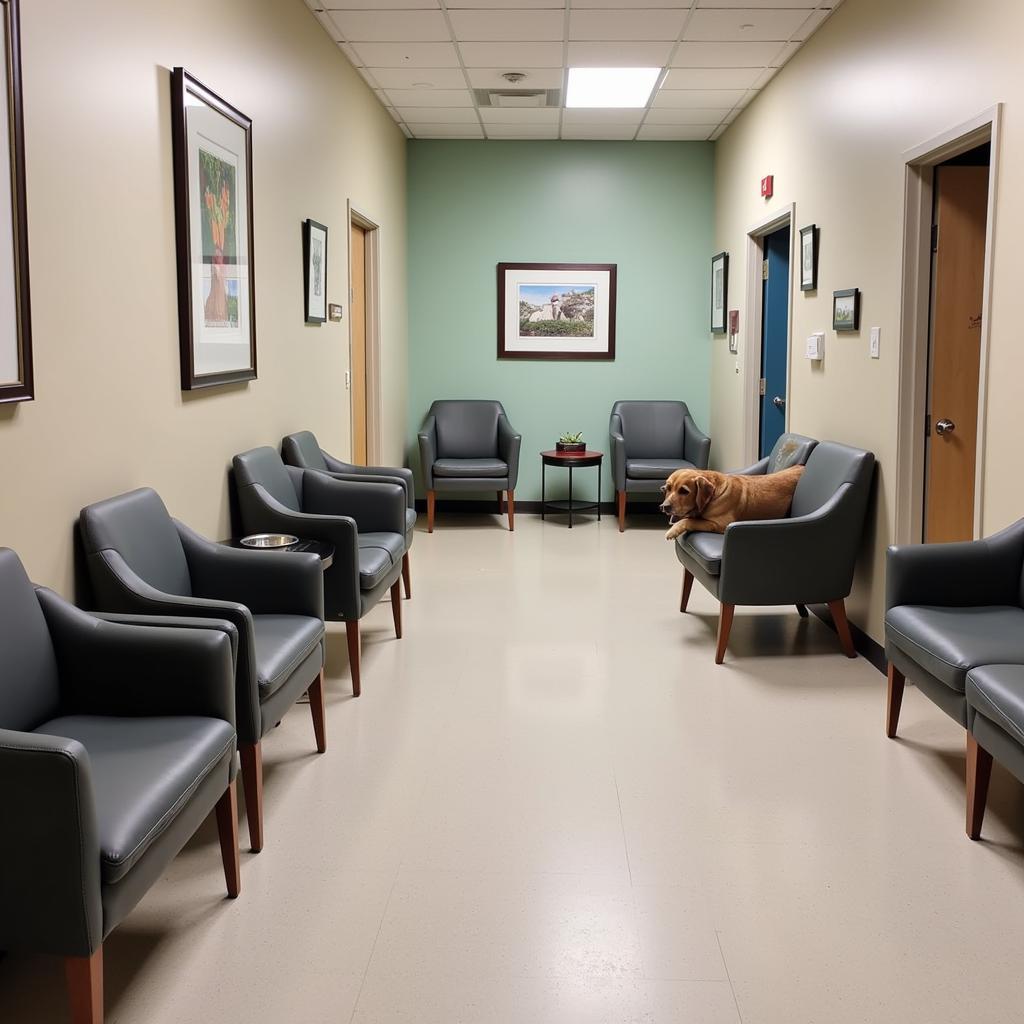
xmin=659 ymin=469 xmax=717 ymax=520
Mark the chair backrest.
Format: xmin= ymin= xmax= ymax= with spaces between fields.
xmin=0 ymin=548 xmax=62 ymax=730
xmin=282 ymin=430 xmax=328 ymax=472
xmin=79 ymin=488 xmax=192 ymax=597
xmin=791 ymin=441 xmax=874 ymax=518
xmin=611 ymin=401 xmax=689 ymax=459
xmin=766 ymin=433 xmax=818 ymax=474
xmin=232 ymin=446 xmax=302 ymax=511
xmin=430 ymin=400 xmax=505 ymax=459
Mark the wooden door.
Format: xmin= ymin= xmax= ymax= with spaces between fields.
xmin=924 ymin=165 xmax=988 ymax=543
xmin=350 ymin=221 xmax=368 ymax=465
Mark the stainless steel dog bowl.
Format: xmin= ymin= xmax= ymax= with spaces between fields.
xmin=239 ymin=533 xmax=299 ymax=549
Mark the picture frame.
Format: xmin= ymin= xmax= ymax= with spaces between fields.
xmin=497 ymin=262 xmax=616 ymax=361
xmin=0 ymin=0 xmax=32 ymax=405
xmin=170 ymin=67 xmax=257 ymax=390
xmin=799 ymin=224 xmax=818 ymax=291
xmin=303 ymin=219 xmax=328 ymax=324
xmin=710 ymin=251 xmax=728 ymax=333
xmin=833 ymin=288 xmax=860 ymax=331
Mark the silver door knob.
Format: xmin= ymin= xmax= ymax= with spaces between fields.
xmin=935 ymin=418 xmax=955 ymax=436
xmin=772 ymin=396 xmax=785 ymax=410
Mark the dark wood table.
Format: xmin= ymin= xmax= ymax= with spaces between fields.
xmin=222 ymin=537 xmax=335 ymax=569
xmin=540 ymin=449 xmax=604 ymax=528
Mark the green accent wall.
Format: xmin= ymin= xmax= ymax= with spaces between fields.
xmin=407 ymin=140 xmax=714 ymax=502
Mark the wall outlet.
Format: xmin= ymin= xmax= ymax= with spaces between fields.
xmin=805 ymin=332 xmax=824 ymax=361
xmin=870 ymin=327 xmax=881 ymax=358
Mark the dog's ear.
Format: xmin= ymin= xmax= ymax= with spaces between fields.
xmin=693 ymin=475 xmax=716 ymax=515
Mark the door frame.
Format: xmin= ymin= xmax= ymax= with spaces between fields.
xmin=742 ymin=203 xmax=795 ymax=465
xmin=347 ymin=203 xmax=383 ymax=465
xmin=895 ymin=105 xmax=1001 ymax=544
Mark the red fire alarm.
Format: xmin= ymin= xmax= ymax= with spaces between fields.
xmin=760 ymin=174 xmax=774 ymax=199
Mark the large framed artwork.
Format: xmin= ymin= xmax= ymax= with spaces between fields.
xmin=497 ymin=263 xmax=616 ymax=360
xmin=710 ymin=251 xmax=728 ymax=334
xmin=303 ymin=218 xmax=328 ymax=324
xmin=0 ymin=0 xmax=32 ymax=405
xmin=170 ymin=67 xmax=256 ymax=390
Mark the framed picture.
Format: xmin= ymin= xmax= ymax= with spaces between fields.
xmin=710 ymin=251 xmax=728 ymax=333
xmin=170 ymin=67 xmax=256 ymax=390
xmin=303 ymin=219 xmax=328 ymax=324
xmin=0 ymin=0 xmax=32 ymax=405
xmin=833 ymin=288 xmax=860 ymax=331
xmin=799 ymin=224 xmax=818 ymax=291
xmin=497 ymin=262 xmax=616 ymax=360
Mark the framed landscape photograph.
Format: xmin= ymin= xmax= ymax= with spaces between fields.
xmin=0 ymin=0 xmax=32 ymax=405
xmin=497 ymin=262 xmax=616 ymax=360
xmin=833 ymin=288 xmax=860 ymax=331
xmin=171 ymin=67 xmax=256 ymax=390
xmin=710 ymin=251 xmax=728 ymax=333
xmin=799 ymin=224 xmax=818 ymax=291
xmin=303 ymin=218 xmax=328 ymax=324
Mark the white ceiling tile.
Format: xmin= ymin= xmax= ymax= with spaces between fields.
xmin=447 ymin=0 xmax=564 ymax=7
xmin=567 ymin=41 xmax=675 ymax=66
xmin=486 ymin=126 xmax=560 ymax=137
xmin=348 ymin=41 xmax=460 ymax=66
xmin=339 ymin=42 xmax=364 ymax=65
xmin=385 ymin=88 xmax=474 ymax=106
xmin=662 ymin=66 xmax=762 ymax=89
xmin=360 ymin=68 xmax=382 ymax=87
xmin=561 ymin=125 xmax=638 ymax=139
xmin=449 ymin=10 xmax=565 ymax=40
xmin=685 ymin=9 xmax=811 ymax=42
xmin=466 ymin=68 xmax=564 ymax=89
xmin=323 ymin=0 xmax=440 ymax=8
xmin=479 ymin=106 xmax=561 ymax=124
xmin=770 ymin=40 xmax=800 ymax=65
xmin=709 ymin=123 xmax=728 ymax=140
xmin=397 ymin=106 xmax=481 ymax=123
xmin=652 ymin=88 xmax=745 ymax=107
xmin=459 ymin=41 xmax=565 ymax=67
xmin=645 ymin=106 xmax=731 ymax=124
xmin=367 ymin=67 xmax=468 ymax=89
xmin=563 ymin=107 xmax=646 ymax=124
xmin=409 ymin=124 xmax=485 ymax=137
xmin=573 ymin=0 xmax=691 ymax=7
xmin=637 ymin=124 xmax=714 ymax=140
xmin=696 ymin=0 xmax=816 ymax=7
xmin=329 ymin=10 xmax=449 ymax=41
xmin=671 ymin=40 xmax=783 ymax=66
xmin=792 ymin=9 xmax=830 ymax=40
xmin=568 ymin=9 xmax=688 ymax=41
xmin=750 ymin=64 xmax=779 ymax=88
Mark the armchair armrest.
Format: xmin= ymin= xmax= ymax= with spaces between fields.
xmin=323 ymin=453 xmax=414 ymax=510
xmin=0 ymin=728 xmax=102 ymax=957
xmin=497 ymin=415 xmax=522 ymax=489
xmin=683 ymin=414 xmax=711 ymax=469
xmin=418 ymin=414 xmax=437 ymax=490
xmin=733 ymin=457 xmax=769 ymax=476
xmin=302 ymin=472 xmax=406 ymax=536
xmin=609 ymin=413 xmax=626 ymax=490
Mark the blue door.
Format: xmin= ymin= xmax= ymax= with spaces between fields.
xmin=759 ymin=225 xmax=790 ymax=458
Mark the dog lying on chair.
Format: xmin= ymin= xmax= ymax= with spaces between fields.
xmin=660 ymin=465 xmax=804 ymax=540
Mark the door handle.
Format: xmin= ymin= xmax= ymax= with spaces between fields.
xmin=772 ymin=396 xmax=785 ymax=410
xmin=935 ymin=418 xmax=955 ymax=436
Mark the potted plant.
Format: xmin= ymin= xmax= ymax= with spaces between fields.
xmin=556 ymin=431 xmax=586 ymax=454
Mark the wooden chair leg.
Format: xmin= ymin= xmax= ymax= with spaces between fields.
xmin=402 ymin=552 xmax=412 ymax=599
xmin=391 ymin=580 xmax=403 ymax=639
xmin=828 ymin=598 xmax=856 ymax=658
xmin=967 ymin=732 xmax=994 ymax=840
xmin=886 ymin=663 xmax=906 ymax=739
xmin=346 ymin=619 xmax=361 ymax=697
xmin=507 ymin=490 xmax=515 ymax=531
xmin=617 ymin=490 xmax=626 ymax=533
xmin=715 ymin=603 xmax=735 ymax=665
xmin=66 ymin=947 xmax=103 ymax=1024
xmin=238 ymin=741 xmax=264 ymax=853
xmin=680 ymin=569 xmax=694 ymax=613
xmin=214 ymin=779 xmax=241 ymax=898
xmin=796 ymin=603 xmax=809 ymax=618
xmin=308 ymin=669 xmax=327 ymax=753
xmin=427 ymin=490 xmax=436 ymax=533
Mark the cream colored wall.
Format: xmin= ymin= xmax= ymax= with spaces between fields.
xmin=712 ymin=0 xmax=1024 ymax=642
xmin=0 ymin=0 xmax=406 ymax=595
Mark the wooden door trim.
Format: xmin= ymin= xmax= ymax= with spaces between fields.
xmin=896 ymin=105 xmax=1001 ymax=543
xmin=348 ymin=203 xmax=383 ymax=465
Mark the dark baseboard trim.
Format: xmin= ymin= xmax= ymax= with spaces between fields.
xmin=809 ymin=604 xmax=886 ymax=674
xmin=413 ymin=498 xmax=662 ymax=516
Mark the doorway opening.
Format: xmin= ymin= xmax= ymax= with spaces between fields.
xmin=349 ymin=208 xmax=381 ymax=466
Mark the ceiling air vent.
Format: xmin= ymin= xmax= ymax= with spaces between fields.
xmin=475 ymin=88 xmax=561 ymax=109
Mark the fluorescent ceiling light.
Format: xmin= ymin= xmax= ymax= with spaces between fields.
xmin=565 ymin=67 xmax=661 ymax=109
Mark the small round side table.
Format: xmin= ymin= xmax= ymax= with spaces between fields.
xmin=540 ymin=449 xmax=604 ymax=528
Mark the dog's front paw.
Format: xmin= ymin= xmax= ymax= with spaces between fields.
xmin=664 ymin=522 xmax=684 ymax=541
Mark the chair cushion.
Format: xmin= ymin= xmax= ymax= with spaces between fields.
xmin=626 ymin=458 xmax=695 ymax=480
xmin=359 ymin=532 xmax=404 ymax=567
xmin=359 ymin=545 xmax=395 ymax=590
xmin=433 ymin=458 xmax=508 ymax=479
xmin=35 ymin=715 xmax=234 ymax=884
xmin=885 ymin=605 xmax=1024 ymax=692
xmin=251 ymin=614 xmax=325 ymax=698
xmin=677 ymin=532 xmax=724 ymax=576
xmin=967 ymin=665 xmax=1024 ymax=747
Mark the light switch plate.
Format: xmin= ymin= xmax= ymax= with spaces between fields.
xmin=328 ymin=303 xmax=344 ymax=322
xmin=805 ymin=332 xmax=824 ymax=360
xmin=870 ymin=327 xmax=881 ymax=358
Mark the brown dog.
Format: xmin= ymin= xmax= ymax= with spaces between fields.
xmin=660 ymin=465 xmax=804 ymax=540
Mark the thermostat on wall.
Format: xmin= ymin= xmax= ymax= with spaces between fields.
xmin=806 ymin=332 xmax=824 ymax=361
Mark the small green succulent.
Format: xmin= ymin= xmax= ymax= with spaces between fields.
xmin=559 ymin=431 xmax=584 ymax=444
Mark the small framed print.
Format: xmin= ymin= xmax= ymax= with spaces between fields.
xmin=303 ymin=219 xmax=328 ymax=324
xmin=833 ymin=288 xmax=860 ymax=331
xmin=710 ymin=251 xmax=728 ymax=333
xmin=799 ymin=224 xmax=818 ymax=291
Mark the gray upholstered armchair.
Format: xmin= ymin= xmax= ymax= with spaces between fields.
xmin=282 ymin=429 xmax=416 ymax=599
xmin=232 ymin=446 xmax=406 ymax=698
xmin=0 ymin=548 xmax=240 ymax=1024
xmin=735 ymin=432 xmax=818 ymax=476
xmin=675 ymin=441 xmax=875 ymax=663
xmin=79 ymin=487 xmax=327 ymax=853
xmin=417 ymin=399 xmax=521 ymax=532
xmin=610 ymin=400 xmax=711 ymax=532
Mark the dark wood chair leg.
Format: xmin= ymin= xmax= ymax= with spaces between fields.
xmin=967 ymin=732 xmax=994 ymax=840
xmin=617 ymin=490 xmax=626 ymax=533
xmin=391 ymin=580 xmax=403 ymax=639
xmin=66 ymin=947 xmax=103 ymax=1024
xmin=886 ymin=663 xmax=906 ymax=738
xmin=238 ymin=741 xmax=264 ymax=853
xmin=796 ymin=604 xmax=808 ymax=618
xmin=715 ymin=603 xmax=735 ymax=665
xmin=828 ymin=598 xmax=856 ymax=658
xmin=427 ymin=490 xmax=435 ymax=533
xmin=346 ymin=619 xmax=361 ymax=697
xmin=308 ymin=669 xmax=327 ymax=753
xmin=507 ymin=490 xmax=515 ymax=531
xmin=214 ymin=779 xmax=241 ymax=898
xmin=680 ymin=569 xmax=694 ymax=613
xmin=402 ymin=552 xmax=412 ymax=599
